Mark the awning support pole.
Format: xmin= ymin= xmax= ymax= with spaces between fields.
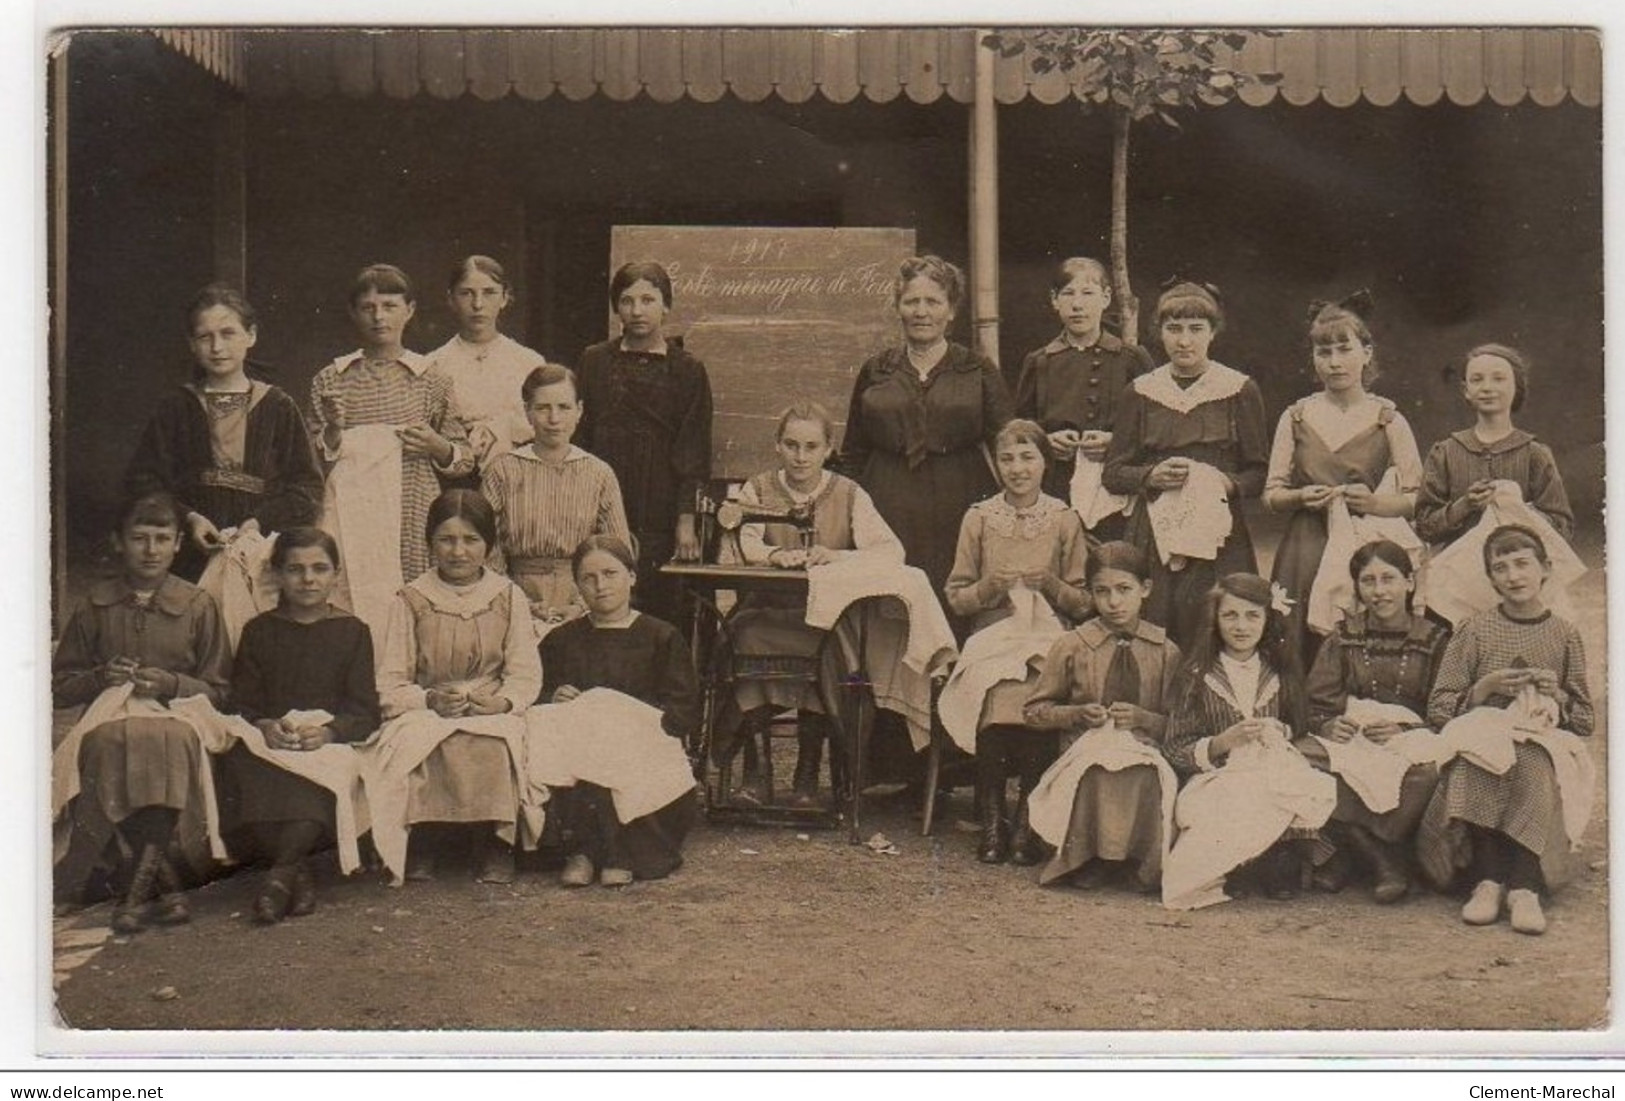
xmin=968 ymin=29 xmax=999 ymax=365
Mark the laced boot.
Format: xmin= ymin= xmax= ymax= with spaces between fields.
xmin=790 ymin=721 xmax=825 ymax=807
xmin=976 ymin=779 xmax=1009 ymax=864
xmin=1008 ymin=783 xmax=1046 ymax=867
xmin=1346 ymin=824 xmax=1410 ymax=904
xmin=151 ymin=851 xmax=191 ymax=925
xmin=111 ymin=843 xmax=161 ymax=934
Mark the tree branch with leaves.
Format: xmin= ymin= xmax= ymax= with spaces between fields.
xmin=983 ymin=29 xmax=1281 ymax=346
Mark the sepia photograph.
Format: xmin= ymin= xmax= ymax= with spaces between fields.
xmin=38 ymin=21 xmax=1607 ymax=1048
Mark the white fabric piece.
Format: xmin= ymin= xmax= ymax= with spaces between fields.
xmin=803 ymin=552 xmax=958 ymax=750
xmin=1426 ymin=481 xmax=1585 ymax=626
xmin=1312 ymin=700 xmax=1441 ymax=815
xmin=322 ymin=424 xmax=405 ymax=648
xmin=937 ymin=586 xmax=1064 ymax=753
xmin=1162 ymin=724 xmax=1336 ymax=911
xmin=169 ymin=698 xmax=372 ymax=874
xmin=1068 ymin=454 xmax=1131 ymax=530
xmin=1217 ymin=653 xmax=1262 ymax=719
xmin=1305 ymin=470 xmax=1427 ymax=634
xmin=1435 ymin=687 xmax=1596 ymax=849
xmin=356 ymin=708 xmax=544 ymax=885
xmin=51 ymin=686 xmax=231 ymax=865
xmin=524 ymin=688 xmax=696 ymax=824
xmin=1027 ymin=721 xmax=1179 ymax=864
xmin=1145 ymin=461 xmax=1232 ymax=566
xmin=195 ymin=528 xmax=281 ymax=652
xmin=1132 ymin=362 xmax=1250 ymax=415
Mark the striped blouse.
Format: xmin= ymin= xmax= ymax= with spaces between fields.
xmin=310 ymin=351 xmax=474 ymax=582
xmin=480 ymin=444 xmax=631 ymax=563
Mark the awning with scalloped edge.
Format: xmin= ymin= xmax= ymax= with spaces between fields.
xmin=153 ymin=27 xmax=1600 ymax=109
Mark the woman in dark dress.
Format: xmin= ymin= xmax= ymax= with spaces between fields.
xmin=1101 ymin=281 xmax=1270 ymax=654
xmin=576 ymin=261 xmax=713 ymax=624
xmin=839 ymin=255 xmax=1014 ymax=604
xmin=539 ymin=536 xmax=700 ymax=887
xmin=217 ymin=527 xmax=380 ymax=924
xmin=126 ymin=285 xmax=322 ymax=581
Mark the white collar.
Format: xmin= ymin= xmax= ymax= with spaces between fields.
xmin=331 ymin=349 xmax=430 ymax=376
xmin=1133 ymin=361 xmax=1249 ymax=414
xmin=512 ymin=443 xmax=588 ymax=465
xmin=777 ymin=469 xmax=830 ymax=501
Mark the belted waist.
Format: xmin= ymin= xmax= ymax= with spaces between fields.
xmin=197 ymin=468 xmax=268 ymax=495
xmin=507 ymin=556 xmax=572 ymax=576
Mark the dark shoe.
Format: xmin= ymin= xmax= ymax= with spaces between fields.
xmin=475 ymin=837 xmax=517 ymax=885
xmin=1311 ymin=848 xmax=1350 ymax=893
xmin=405 ymin=838 xmax=437 ymax=882
xmin=791 ymin=724 xmax=824 ymax=802
xmin=151 ymin=853 xmax=191 ymax=926
xmin=110 ymin=843 xmax=162 ymax=934
xmin=288 ymin=861 xmax=317 ymax=918
xmin=253 ymin=868 xmax=294 ymax=926
xmin=975 ymin=779 xmax=1009 ymax=864
xmin=1265 ymin=843 xmax=1301 ymax=901
xmin=1344 ymin=824 xmax=1410 ymax=904
xmin=1009 ymin=796 xmax=1045 ymax=867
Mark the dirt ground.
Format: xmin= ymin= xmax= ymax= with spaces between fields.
xmin=48 ymin=534 xmax=1611 ymax=1038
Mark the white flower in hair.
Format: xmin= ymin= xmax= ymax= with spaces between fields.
xmin=1269 ymin=582 xmax=1296 ymax=617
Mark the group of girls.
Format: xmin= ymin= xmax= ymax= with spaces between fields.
xmin=54 ymin=247 xmax=1591 ymax=942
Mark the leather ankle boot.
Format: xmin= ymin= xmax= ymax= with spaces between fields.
xmin=151 ymin=850 xmax=191 ymax=925
xmin=1347 ymin=824 xmax=1410 ymax=904
xmin=791 ymin=725 xmax=824 ymax=803
xmin=1009 ymin=791 xmax=1045 ymax=867
xmin=976 ymin=780 xmax=1009 ymax=864
xmin=111 ymin=843 xmax=161 ymax=934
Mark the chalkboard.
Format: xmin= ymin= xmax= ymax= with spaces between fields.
xmin=609 ymin=226 xmax=916 ymax=480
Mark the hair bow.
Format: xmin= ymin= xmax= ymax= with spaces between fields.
xmin=1160 ymin=276 xmax=1223 ymax=304
xmin=1306 ymin=289 xmax=1375 ymax=324
xmin=1269 ymin=582 xmax=1297 ymax=617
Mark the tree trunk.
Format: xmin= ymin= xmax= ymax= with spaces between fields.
xmin=1109 ymin=107 xmax=1138 ymax=347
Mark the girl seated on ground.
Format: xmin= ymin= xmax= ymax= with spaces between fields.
xmin=372 ymin=490 xmax=542 ymax=885
xmin=52 ymin=491 xmax=231 ymax=932
xmin=942 ymin=419 xmax=1091 ymax=866
xmin=481 ymin=363 xmax=631 ymax=631
xmin=725 ymin=399 xmax=904 ymax=808
xmin=1300 ymin=539 xmax=1450 ymax=905
xmin=1161 ymin=574 xmax=1334 ymax=909
xmin=1417 ymin=524 xmax=1595 ymax=936
xmin=1023 ymin=541 xmax=1182 ymax=893
xmin=216 ymin=527 xmax=380 ymax=924
xmin=539 ymin=536 xmax=701 ymax=888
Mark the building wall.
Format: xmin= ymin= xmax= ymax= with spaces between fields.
xmin=57 ymin=39 xmax=1602 ymax=557
xmin=996 ymin=97 xmax=1604 ymax=521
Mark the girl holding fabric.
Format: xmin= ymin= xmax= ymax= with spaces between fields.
xmin=576 ymin=261 xmax=713 ymax=624
xmin=1161 ymin=574 xmax=1333 ymax=908
xmin=52 ymin=492 xmax=231 ymax=932
xmin=309 ymin=264 xmax=475 ymax=641
xmin=1301 ymin=539 xmax=1450 ymax=905
xmin=1415 ymin=344 xmax=1574 ymax=548
xmin=1012 ymin=257 xmax=1153 ymax=540
xmin=1024 ymin=541 xmax=1183 ymax=892
xmin=217 ymin=528 xmax=379 ymax=924
xmin=941 ymin=419 xmax=1091 ymax=865
xmin=1263 ymin=295 xmax=1423 ymax=665
xmin=481 ymin=363 xmax=631 ymax=630
xmin=1417 ymin=524 xmax=1594 ymax=935
xmin=372 ymin=490 xmax=541 ymax=886
xmin=539 ymin=536 xmax=700 ymax=888
xmin=126 ymin=285 xmax=322 ymax=582
xmin=429 ymin=255 xmax=548 ymax=474
xmin=1101 ymin=281 xmax=1269 ymax=654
